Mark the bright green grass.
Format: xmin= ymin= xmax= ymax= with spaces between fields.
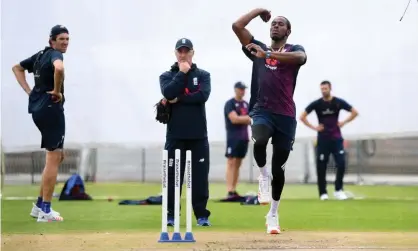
xmin=2 ymin=183 xmax=418 ymax=234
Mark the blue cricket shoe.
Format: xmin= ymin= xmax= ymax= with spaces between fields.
xmin=197 ymin=217 xmax=211 ymax=226
xmin=167 ymin=216 xmax=174 ymax=227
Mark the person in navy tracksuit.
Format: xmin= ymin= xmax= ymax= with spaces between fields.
xmin=159 ymin=38 xmax=211 ymax=226
xmin=300 ymin=80 xmax=359 ymax=200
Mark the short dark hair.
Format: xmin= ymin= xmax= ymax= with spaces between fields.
xmin=278 ymin=16 xmax=292 ymax=31
xmin=48 ymin=35 xmax=57 ymax=46
xmin=320 ymin=80 xmax=331 ymax=87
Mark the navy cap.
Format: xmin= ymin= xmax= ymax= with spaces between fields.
xmin=234 ymin=82 xmax=247 ymax=89
xmin=175 ymin=38 xmax=193 ymax=50
xmin=50 ymin=25 xmax=69 ymax=37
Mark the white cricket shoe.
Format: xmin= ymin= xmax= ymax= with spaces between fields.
xmin=30 ymin=203 xmax=61 ymax=218
xmin=258 ymin=175 xmax=271 ymax=205
xmin=37 ymin=211 xmax=64 ymax=222
xmin=265 ymin=214 xmax=281 ymax=234
xmin=334 ymin=190 xmax=349 ymax=200
xmin=320 ymin=193 xmax=329 ymax=201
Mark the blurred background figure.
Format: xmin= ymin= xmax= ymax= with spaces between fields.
xmin=300 ymin=80 xmax=358 ymax=200
xmin=222 ymin=82 xmax=251 ymax=201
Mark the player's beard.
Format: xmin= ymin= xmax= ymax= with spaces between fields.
xmin=271 ymin=35 xmax=286 ymax=42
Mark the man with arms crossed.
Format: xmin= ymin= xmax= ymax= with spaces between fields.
xmin=159 ymin=38 xmax=212 ymax=226
xmin=232 ymin=8 xmax=307 ymax=234
xmin=223 ymin=82 xmax=250 ymax=200
xmin=12 ymin=25 xmax=69 ymax=222
xmin=300 ymin=80 xmax=358 ymax=201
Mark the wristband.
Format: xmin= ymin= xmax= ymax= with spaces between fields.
xmin=265 ymin=51 xmax=271 ymax=59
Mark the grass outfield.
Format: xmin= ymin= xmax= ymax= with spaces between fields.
xmin=2 ymin=183 xmax=418 ymax=250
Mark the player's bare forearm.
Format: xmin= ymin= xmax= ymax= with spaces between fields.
xmin=300 ymin=115 xmax=316 ymax=131
xmin=233 ymin=116 xmax=251 ymax=125
xmin=269 ymin=51 xmax=307 ymax=65
xmin=232 ymin=9 xmax=262 ymax=45
xmin=12 ymin=64 xmax=31 ymax=95
xmin=53 ymin=68 xmax=64 ymax=93
xmin=229 ymin=112 xmax=251 ymax=125
xmin=343 ymin=109 xmax=359 ymax=124
xmin=304 ymin=120 xmax=317 ymax=131
xmin=232 ymin=8 xmax=263 ymax=28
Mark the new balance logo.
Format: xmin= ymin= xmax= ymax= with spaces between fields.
xmin=281 ymin=162 xmax=286 ymax=171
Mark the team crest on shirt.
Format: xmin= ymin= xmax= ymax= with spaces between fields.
xmin=264 ymin=48 xmax=287 ymax=70
xmin=322 ymin=108 xmax=335 ymax=115
xmin=265 ymin=58 xmax=278 ymax=70
xmin=240 ymin=107 xmax=247 ymax=115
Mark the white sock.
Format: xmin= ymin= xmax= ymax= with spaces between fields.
xmin=268 ymin=200 xmax=280 ymax=216
xmin=259 ymin=166 xmax=269 ymax=177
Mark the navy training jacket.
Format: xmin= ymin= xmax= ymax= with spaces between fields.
xmin=159 ymin=62 xmax=211 ymax=140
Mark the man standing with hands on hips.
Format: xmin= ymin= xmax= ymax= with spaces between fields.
xmin=300 ymin=80 xmax=358 ymax=201
xmin=157 ymin=38 xmax=212 ymax=226
xmin=12 ymin=25 xmax=69 ymax=222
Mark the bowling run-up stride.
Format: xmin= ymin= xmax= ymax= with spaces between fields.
xmin=232 ymin=8 xmax=307 ymax=234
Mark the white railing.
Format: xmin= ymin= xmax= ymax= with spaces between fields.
xmin=2 ymin=134 xmax=418 ymax=186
